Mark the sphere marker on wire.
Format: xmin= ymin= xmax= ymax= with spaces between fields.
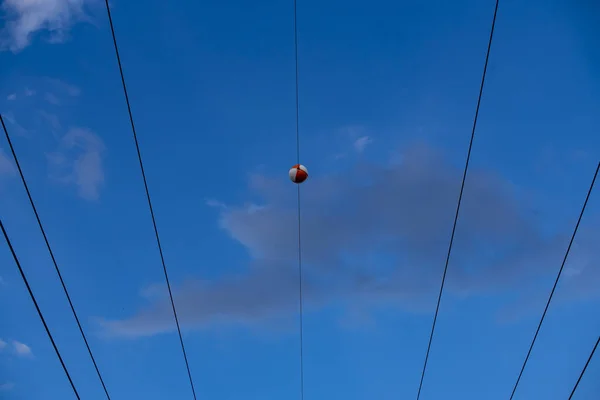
xmin=289 ymin=164 xmax=308 ymax=184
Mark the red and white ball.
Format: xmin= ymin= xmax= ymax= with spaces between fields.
xmin=289 ymin=164 xmax=308 ymax=184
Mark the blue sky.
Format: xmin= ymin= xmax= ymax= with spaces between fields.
xmin=0 ymin=0 xmax=599 ymax=399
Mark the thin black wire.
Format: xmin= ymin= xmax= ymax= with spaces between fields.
xmin=0 ymin=115 xmax=111 ymax=399
xmin=296 ymin=187 xmax=305 ymax=400
xmin=415 ymin=1 xmax=500 ymax=399
xmin=509 ymin=161 xmax=599 ymax=400
xmin=293 ymin=0 xmax=305 ymax=399
xmin=102 ymin=2 xmax=198 ymax=398
xmin=0 ymin=219 xmax=81 ymax=400
xmin=293 ymin=0 xmax=301 ymax=166
xmin=568 ymin=335 xmax=600 ymax=400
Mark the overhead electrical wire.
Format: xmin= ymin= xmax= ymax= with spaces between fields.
xmin=0 ymin=115 xmax=111 ymax=399
xmin=102 ymin=1 xmax=198 ymax=398
xmin=414 ymin=1 xmax=500 ymax=399
xmin=0 ymin=219 xmax=81 ymax=400
xmin=508 ymin=161 xmax=599 ymax=400
xmin=292 ymin=0 xmax=306 ymax=398
xmin=568 ymin=335 xmax=600 ymax=400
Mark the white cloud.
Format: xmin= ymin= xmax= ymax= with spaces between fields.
xmin=6 ymin=93 xmax=16 ymax=101
xmin=354 ymin=136 xmax=373 ymax=153
xmin=24 ymin=88 xmax=35 ymax=97
xmin=12 ymin=341 xmax=32 ymax=357
xmin=0 ymin=0 xmax=93 ymax=52
xmin=47 ymin=128 xmax=105 ymax=200
xmin=0 ymin=339 xmax=33 ymax=357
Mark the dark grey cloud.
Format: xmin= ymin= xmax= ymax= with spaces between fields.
xmin=100 ymin=143 xmax=600 ymax=338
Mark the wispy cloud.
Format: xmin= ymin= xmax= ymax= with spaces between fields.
xmin=0 ymin=382 xmax=15 ymax=391
xmin=47 ymin=128 xmax=106 ymax=201
xmin=0 ymin=339 xmax=33 ymax=357
xmin=44 ymin=92 xmax=61 ymax=105
xmin=0 ymin=113 xmax=29 ymax=137
xmin=1 ymin=78 xmax=79 ymax=141
xmin=12 ymin=341 xmax=32 ymax=357
xmin=0 ymin=0 xmax=93 ymax=52
xmin=38 ymin=110 xmax=62 ymax=132
xmin=100 ymin=143 xmax=600 ymax=338
xmin=206 ymin=198 xmax=228 ymax=209
xmin=329 ymin=126 xmax=373 ymax=160
xmin=338 ymin=125 xmax=368 ymax=139
xmin=354 ymin=136 xmax=373 ymax=153
xmin=6 ymin=93 xmax=16 ymax=101
xmin=46 ymin=78 xmax=81 ymax=97
xmin=0 ymin=147 xmax=16 ymax=177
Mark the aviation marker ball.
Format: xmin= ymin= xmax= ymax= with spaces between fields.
xmin=289 ymin=164 xmax=308 ymax=184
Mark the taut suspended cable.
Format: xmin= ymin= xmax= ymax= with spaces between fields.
xmin=292 ymin=0 xmax=305 ymax=399
xmin=568 ymin=335 xmax=600 ymax=400
xmin=102 ymin=2 xmax=198 ymax=398
xmin=0 ymin=219 xmax=81 ymax=400
xmin=508 ymin=161 xmax=599 ymax=400
xmin=0 ymin=114 xmax=111 ymax=399
xmin=415 ymin=1 xmax=500 ymax=399
xmin=293 ymin=0 xmax=301 ymax=166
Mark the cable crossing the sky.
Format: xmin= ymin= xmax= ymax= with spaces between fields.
xmin=102 ymin=1 xmax=198 ymax=398
xmin=1 ymin=114 xmax=111 ymax=399
xmin=508 ymin=161 xmax=599 ymax=400
xmin=0 ymin=218 xmax=81 ymax=400
xmin=292 ymin=0 xmax=306 ymax=399
xmin=568 ymin=335 xmax=599 ymax=400
xmin=414 ymin=0 xmax=500 ymax=399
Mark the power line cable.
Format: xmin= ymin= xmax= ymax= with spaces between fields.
xmin=0 ymin=114 xmax=111 ymax=399
xmin=414 ymin=1 xmax=500 ymax=399
xmin=292 ymin=0 xmax=305 ymax=399
xmin=0 ymin=219 xmax=81 ymax=400
xmin=102 ymin=2 xmax=198 ymax=398
xmin=508 ymin=161 xmax=599 ymax=400
xmin=568 ymin=335 xmax=600 ymax=400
